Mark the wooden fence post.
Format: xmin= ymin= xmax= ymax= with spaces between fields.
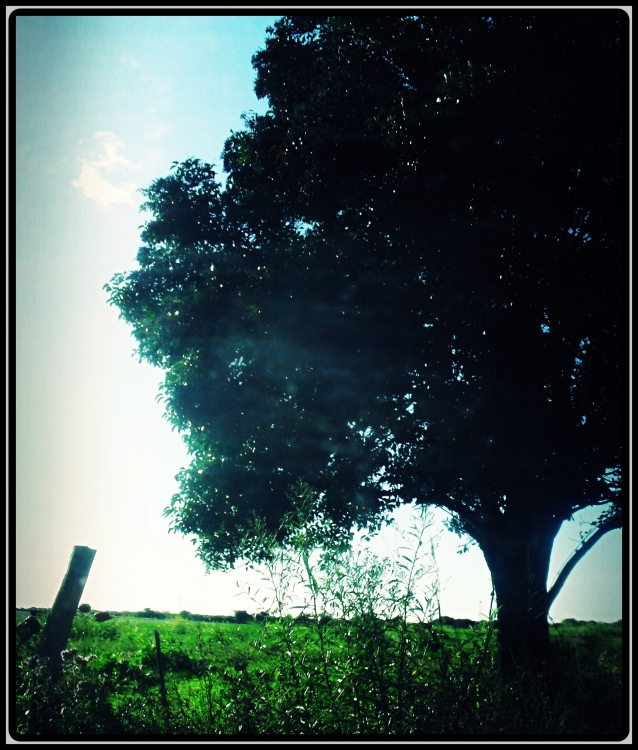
xmin=154 ymin=630 xmax=170 ymax=730
xmin=35 ymin=546 xmax=96 ymax=672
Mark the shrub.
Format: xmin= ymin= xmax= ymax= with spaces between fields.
xmin=233 ymin=610 xmax=252 ymax=624
xmin=16 ymin=617 xmax=41 ymax=640
xmin=14 ymin=654 xmax=127 ymax=735
xmin=137 ymin=608 xmax=166 ymax=619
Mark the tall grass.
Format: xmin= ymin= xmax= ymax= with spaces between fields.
xmin=13 ymin=492 xmax=624 ymax=737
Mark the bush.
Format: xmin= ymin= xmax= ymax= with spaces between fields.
xmin=137 ymin=608 xmax=166 ymax=620
xmin=14 ymin=655 xmax=127 ymax=735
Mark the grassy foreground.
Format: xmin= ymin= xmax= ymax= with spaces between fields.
xmin=14 ymin=609 xmax=623 ymax=737
xmin=12 ymin=511 xmax=624 ymax=737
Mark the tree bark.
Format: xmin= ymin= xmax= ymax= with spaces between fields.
xmin=476 ymin=514 xmax=560 ymax=676
xmin=472 ymin=502 xmax=622 ymax=678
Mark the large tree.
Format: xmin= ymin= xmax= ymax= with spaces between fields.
xmin=105 ymin=14 xmax=625 ymax=671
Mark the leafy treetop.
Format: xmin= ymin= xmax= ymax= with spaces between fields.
xmin=105 ymin=14 xmax=624 ymax=573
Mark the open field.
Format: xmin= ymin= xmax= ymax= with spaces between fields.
xmin=13 ymin=608 xmax=624 ymax=737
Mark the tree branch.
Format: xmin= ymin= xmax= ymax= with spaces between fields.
xmin=545 ymin=509 xmax=622 ymax=612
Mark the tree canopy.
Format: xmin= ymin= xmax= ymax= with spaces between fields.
xmin=105 ymin=13 xmax=626 ymax=668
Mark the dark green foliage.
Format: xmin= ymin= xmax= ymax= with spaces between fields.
xmin=136 ymin=608 xmax=167 ymax=620
xmin=436 ymin=615 xmax=477 ymax=629
xmin=16 ymin=616 xmax=41 ymax=640
xmin=104 ymin=14 xmax=626 ymax=671
xmin=179 ymin=610 xmax=253 ymax=624
xmin=15 ymin=654 xmax=125 ymax=735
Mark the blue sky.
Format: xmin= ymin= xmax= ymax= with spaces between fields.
xmin=14 ymin=13 xmax=622 ymax=621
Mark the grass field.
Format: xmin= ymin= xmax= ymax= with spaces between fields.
xmin=13 ymin=607 xmax=624 ymax=737
xmin=12 ymin=512 xmax=624 ymax=737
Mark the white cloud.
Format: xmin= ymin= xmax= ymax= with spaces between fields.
xmin=72 ymin=162 xmax=137 ymax=207
xmin=72 ymin=132 xmax=138 ymax=207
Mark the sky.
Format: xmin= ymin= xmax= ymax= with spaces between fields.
xmin=13 ymin=13 xmax=623 ymax=623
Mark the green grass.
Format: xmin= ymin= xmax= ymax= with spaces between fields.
xmin=12 ymin=505 xmax=625 ymax=737
xmin=13 ymin=609 xmax=623 ymax=737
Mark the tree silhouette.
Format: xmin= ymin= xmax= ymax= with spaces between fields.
xmin=105 ymin=14 xmax=626 ymax=672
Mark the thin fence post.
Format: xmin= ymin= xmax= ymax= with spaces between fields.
xmin=35 ymin=546 xmax=96 ymax=673
xmin=154 ymin=629 xmax=170 ymax=731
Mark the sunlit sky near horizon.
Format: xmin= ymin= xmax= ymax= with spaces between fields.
xmin=14 ymin=13 xmax=622 ymax=622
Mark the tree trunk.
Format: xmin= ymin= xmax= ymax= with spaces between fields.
xmin=477 ymin=515 xmax=560 ymax=676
